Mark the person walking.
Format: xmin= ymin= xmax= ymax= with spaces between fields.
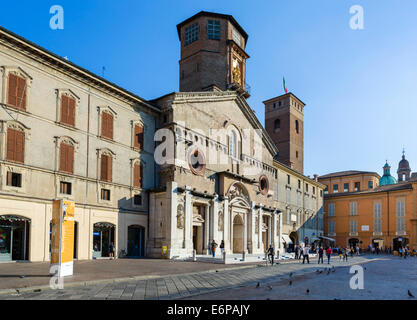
xmin=211 ymin=240 xmax=218 ymax=257
xmin=404 ymin=246 xmax=408 ymax=259
xmin=267 ymin=244 xmax=275 ymax=266
xmin=302 ymin=245 xmax=310 ymax=264
xmin=317 ymin=246 xmax=324 ymax=264
xmin=343 ymin=247 xmax=348 ymax=261
xmin=338 ymin=247 xmax=343 ymax=261
xmin=109 ymin=242 xmax=115 ymax=260
xmin=356 ymin=245 xmax=360 ymax=255
xmin=326 ymin=247 xmax=332 ymax=264
xmin=399 ymin=246 xmax=403 ymax=258
xmin=294 ymin=245 xmax=299 ymax=260
xmin=219 ymin=240 xmax=225 ymax=255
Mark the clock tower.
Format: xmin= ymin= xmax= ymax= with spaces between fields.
xmin=177 ymin=11 xmax=250 ymax=97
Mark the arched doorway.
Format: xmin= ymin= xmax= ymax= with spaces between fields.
xmin=93 ymin=222 xmax=115 ymax=258
xmin=393 ymin=237 xmax=409 ymax=251
xmin=289 ymin=232 xmax=298 ymax=252
xmin=348 ymin=238 xmax=359 ymax=248
xmin=127 ymin=225 xmax=145 ymax=258
xmin=232 ymin=214 xmax=244 ymax=253
xmin=0 ymin=215 xmax=30 ymax=261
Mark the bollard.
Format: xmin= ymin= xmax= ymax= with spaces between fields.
xmin=193 ymin=249 xmax=197 ymax=262
xmin=223 ymin=251 xmax=227 ymax=264
xmin=242 ymin=251 xmax=246 ymax=261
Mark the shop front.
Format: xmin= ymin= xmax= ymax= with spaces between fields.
xmin=93 ymin=222 xmax=115 ymax=258
xmin=0 ymin=215 xmax=30 ymax=262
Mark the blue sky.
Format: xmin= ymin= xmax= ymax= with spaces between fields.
xmin=2 ymin=0 xmax=417 ymax=177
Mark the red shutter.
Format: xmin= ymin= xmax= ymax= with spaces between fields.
xmin=7 ymin=74 xmax=17 ymax=107
xmin=61 ymin=96 xmax=68 ymax=124
xmin=15 ymin=130 xmax=24 ymax=163
xmin=133 ymin=163 xmax=141 ymax=188
xmin=17 ymin=76 xmax=27 ymax=110
xmin=108 ymin=156 xmax=112 ymax=182
xmin=68 ymin=97 xmax=75 ymax=126
xmin=101 ymin=112 xmax=113 ymax=140
xmin=59 ymin=143 xmax=66 ymax=172
xmin=101 ymin=155 xmax=108 ymax=181
xmin=68 ymin=144 xmax=74 ymax=173
xmin=101 ymin=113 xmax=107 ymax=138
xmin=6 ymin=129 xmax=16 ymax=161
xmin=135 ymin=125 xmax=144 ymax=150
xmin=108 ymin=114 xmax=113 ymax=140
xmin=140 ymin=164 xmax=143 ymax=188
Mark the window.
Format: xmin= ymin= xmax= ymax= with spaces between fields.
xmin=229 ymin=131 xmax=237 ymax=158
xmin=320 ymin=190 xmax=323 ymax=197
xmin=134 ymin=194 xmax=142 ymax=206
xmin=101 ymin=189 xmax=111 ymax=201
xmin=207 ymin=20 xmax=220 ymax=40
xmin=6 ymin=172 xmax=22 ymax=187
xmin=350 ymin=202 xmax=358 ymax=216
xmin=354 ymin=182 xmax=360 ymax=192
xmin=298 ymin=180 xmax=301 ymax=189
xmin=328 ymin=221 xmax=335 ymax=234
xmin=324 ymin=186 xmax=328 ymax=195
xmin=374 ymin=202 xmax=382 ymax=233
xmin=286 ymin=188 xmax=291 ymax=204
xmin=259 ymin=176 xmax=269 ymax=195
xmin=296 ymin=151 xmax=299 ymax=158
xmin=305 ymin=184 xmax=309 ymax=192
xmin=287 ymin=175 xmax=290 ymax=184
xmin=101 ymin=112 xmax=114 ymax=140
xmin=6 ymin=128 xmax=25 ymax=163
xmin=7 ymin=73 xmax=26 ymax=110
xmin=350 ymin=220 xmax=358 ymax=234
xmin=328 ymin=203 xmax=335 ymax=217
xmin=100 ymin=154 xmax=112 ymax=182
xmin=60 ymin=95 xmax=76 ymax=126
xmin=344 ymin=183 xmax=349 ymax=192
xmin=185 ymin=23 xmax=199 ymax=45
xmin=273 ymin=183 xmax=278 ymax=201
xmin=232 ymin=28 xmax=241 ymax=45
xmin=333 ymin=184 xmax=338 ymax=193
xmin=59 ymin=142 xmax=74 ymax=174
xmin=133 ymin=162 xmax=143 ymax=188
xmin=134 ymin=124 xmax=144 ymax=151
xmin=60 ymin=182 xmax=72 ymax=195
xmin=396 ymin=199 xmax=405 ymax=233
xmin=313 ymin=186 xmax=315 ymax=194
xmin=295 ymin=120 xmax=299 ymax=134
xmin=368 ymin=181 xmax=374 ymax=189
xmin=274 ymin=118 xmax=280 ymax=131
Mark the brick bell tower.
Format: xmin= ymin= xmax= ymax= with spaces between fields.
xmin=176 ymin=11 xmax=250 ymax=97
xmin=264 ymin=93 xmax=305 ymax=174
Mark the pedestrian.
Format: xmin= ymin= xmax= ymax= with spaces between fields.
xmin=399 ymin=247 xmax=403 ymax=257
xmin=302 ymin=245 xmax=310 ymax=264
xmin=220 ymin=240 xmax=225 ymax=255
xmin=326 ymin=247 xmax=332 ymax=264
xmin=338 ymin=247 xmax=343 ymax=261
xmin=211 ymin=240 xmax=218 ymax=257
xmin=356 ymin=245 xmax=360 ymax=255
xmin=109 ymin=242 xmax=115 ymax=260
xmin=294 ymin=245 xmax=299 ymax=260
xmin=343 ymin=247 xmax=348 ymax=261
xmin=318 ymin=246 xmax=324 ymax=264
xmin=404 ymin=246 xmax=408 ymax=259
xmin=267 ymin=244 xmax=275 ymax=266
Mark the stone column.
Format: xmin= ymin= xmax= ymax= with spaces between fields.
xmin=279 ymin=211 xmax=283 ymax=250
xmin=223 ymin=198 xmax=230 ymax=252
xmin=184 ymin=186 xmax=193 ymax=252
xmin=249 ymin=201 xmax=256 ymax=253
xmin=243 ymin=211 xmax=248 ymax=254
xmin=167 ymin=181 xmax=178 ymax=258
xmin=272 ymin=211 xmax=277 ymax=250
xmin=258 ymin=206 xmax=262 ymax=250
xmin=204 ymin=204 xmax=210 ymax=254
xmin=211 ymin=196 xmax=219 ymax=243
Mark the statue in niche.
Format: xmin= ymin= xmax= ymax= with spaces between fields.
xmin=177 ymin=204 xmax=184 ymax=229
xmin=218 ymin=211 xmax=224 ymax=231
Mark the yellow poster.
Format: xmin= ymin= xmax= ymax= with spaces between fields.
xmin=51 ymin=199 xmax=74 ymax=276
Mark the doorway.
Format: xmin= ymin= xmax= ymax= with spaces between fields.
xmin=0 ymin=216 xmax=30 ymax=262
xmin=348 ymin=238 xmax=359 ymax=248
xmin=93 ymin=222 xmax=115 ymax=258
xmin=127 ymin=225 xmax=145 ymax=258
xmin=393 ymin=237 xmax=409 ymax=251
xmin=232 ymin=214 xmax=244 ymax=253
xmin=192 ymin=225 xmax=203 ymax=254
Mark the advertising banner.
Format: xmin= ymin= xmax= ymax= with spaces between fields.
xmin=51 ymin=199 xmax=74 ymax=277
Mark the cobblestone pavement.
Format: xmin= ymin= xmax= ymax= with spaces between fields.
xmin=0 ymin=255 xmax=389 ymax=300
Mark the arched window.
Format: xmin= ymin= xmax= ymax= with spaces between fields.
xmin=295 ymin=120 xmax=299 ymax=134
xmin=229 ymin=130 xmax=237 ymax=158
xmin=274 ymin=118 xmax=280 ymax=131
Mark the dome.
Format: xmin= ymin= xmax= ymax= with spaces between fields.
xmin=379 ymin=175 xmax=397 ymax=186
xmin=398 ymin=155 xmax=411 ymax=171
xmin=379 ymin=161 xmax=397 ymax=186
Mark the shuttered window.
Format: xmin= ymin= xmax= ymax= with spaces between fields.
xmin=59 ymin=142 xmax=74 ymax=174
xmin=133 ymin=162 xmax=143 ymax=188
xmin=6 ymin=128 xmax=25 ymax=163
xmin=101 ymin=112 xmax=114 ymax=140
xmin=61 ymin=95 xmax=76 ymax=126
xmin=100 ymin=154 xmax=112 ymax=182
xmin=8 ymin=74 xmax=26 ymax=110
xmin=134 ymin=124 xmax=144 ymax=150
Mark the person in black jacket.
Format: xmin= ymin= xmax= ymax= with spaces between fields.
xmin=267 ymin=244 xmax=275 ymax=265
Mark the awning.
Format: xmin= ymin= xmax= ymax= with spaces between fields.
xmin=282 ymin=234 xmax=293 ymax=244
xmin=318 ymin=236 xmax=335 ymax=242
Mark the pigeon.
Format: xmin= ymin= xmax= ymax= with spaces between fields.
xmin=332 ymin=267 xmax=336 ymax=273
xmin=289 ymin=280 xmax=292 ymax=286
xmin=319 ymin=270 xmax=323 ymax=274
xmin=267 ymin=285 xmax=273 ymax=290
xmin=408 ymin=290 xmax=415 ymax=298
xmin=215 ymin=270 xmax=219 ymax=273
xmin=289 ymin=272 xmax=293 ymax=277
xmin=19 ymin=275 xmax=25 ymax=279
xmin=256 ymin=282 xmax=260 ymax=288
xmin=306 ymin=289 xmax=310 ymax=294
xmin=34 ymin=289 xmax=41 ymax=293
